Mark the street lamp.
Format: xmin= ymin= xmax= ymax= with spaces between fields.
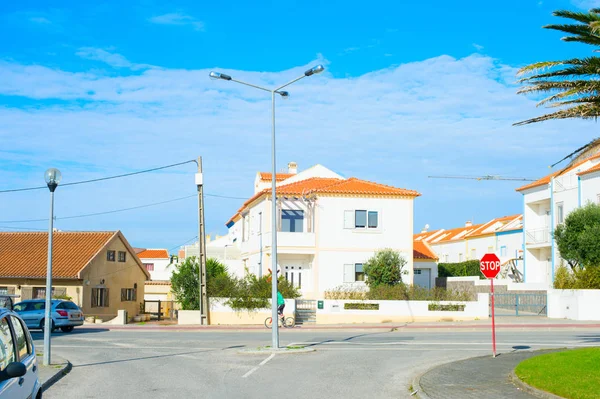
xmin=209 ymin=64 xmax=324 ymax=349
xmin=43 ymin=168 xmax=61 ymax=366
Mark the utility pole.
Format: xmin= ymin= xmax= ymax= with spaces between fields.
xmin=259 ymin=212 xmax=263 ymax=278
xmin=196 ymin=157 xmax=208 ymax=325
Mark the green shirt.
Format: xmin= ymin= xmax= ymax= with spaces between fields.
xmin=277 ymin=291 xmax=285 ymax=306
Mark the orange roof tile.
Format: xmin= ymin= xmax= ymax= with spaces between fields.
xmin=145 ymin=280 xmax=172 ymax=286
xmin=433 ymin=224 xmax=487 ymax=243
xmin=517 ymin=153 xmax=600 ymax=192
xmin=413 ymin=240 xmax=438 ymax=260
xmin=227 ymin=177 xmax=420 ymax=226
xmin=259 ymin=172 xmax=295 ymax=182
xmin=414 ymin=229 xmax=443 ymax=242
xmin=0 ymin=231 xmax=116 ymax=279
xmin=578 ymin=162 xmax=600 ymax=176
xmin=137 ymin=249 xmax=170 ymax=259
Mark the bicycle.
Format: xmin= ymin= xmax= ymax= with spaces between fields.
xmin=265 ymin=314 xmax=295 ymax=328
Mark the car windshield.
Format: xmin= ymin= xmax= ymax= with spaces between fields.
xmin=57 ymin=302 xmax=79 ymax=310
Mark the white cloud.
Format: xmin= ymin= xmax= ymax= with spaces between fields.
xmin=76 ymin=47 xmax=154 ymax=70
xmin=0 ymin=54 xmax=596 ymax=248
xmin=29 ymin=17 xmax=51 ymax=24
xmin=149 ymin=12 xmax=204 ymax=31
xmin=572 ymin=0 xmax=600 ymax=8
xmin=473 ymin=43 xmax=484 ymax=51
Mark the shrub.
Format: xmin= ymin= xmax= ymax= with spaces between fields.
xmin=438 ymin=260 xmax=483 ymax=278
xmin=553 ymin=265 xmax=600 ymax=289
xmin=344 ymin=303 xmax=379 ymax=310
xmin=324 ymin=284 xmax=472 ymax=301
xmin=428 ymin=303 xmax=466 ymax=311
xmin=324 ymin=286 xmax=366 ymax=300
xmin=52 ymin=294 xmax=72 ymax=301
xmin=363 ymin=249 xmax=407 ymax=287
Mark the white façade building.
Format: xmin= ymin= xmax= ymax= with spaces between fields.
xmin=517 ymin=152 xmax=600 ymax=287
xmin=224 ymin=163 xmax=421 ymax=299
xmin=415 ymin=215 xmax=524 ymax=279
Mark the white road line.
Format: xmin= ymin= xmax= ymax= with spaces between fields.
xmin=287 ymin=341 xmax=589 ymax=347
xmin=243 ymin=354 xmax=276 ymax=378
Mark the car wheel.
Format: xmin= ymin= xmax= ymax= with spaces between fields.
xmin=39 ymin=319 xmax=56 ymax=333
xmin=61 ymin=326 xmax=74 ymax=333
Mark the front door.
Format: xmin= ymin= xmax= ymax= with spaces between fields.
xmin=284 ymin=266 xmax=304 ymax=291
xmin=413 ymin=269 xmax=431 ymax=289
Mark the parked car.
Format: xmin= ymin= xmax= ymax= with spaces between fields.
xmin=13 ymin=300 xmax=84 ymax=333
xmin=0 ymin=308 xmax=42 ymax=399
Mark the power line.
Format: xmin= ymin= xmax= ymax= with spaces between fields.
xmin=0 ymin=225 xmax=45 ymax=231
xmin=169 ymin=236 xmax=198 ymax=252
xmin=0 ymin=160 xmax=197 ymax=194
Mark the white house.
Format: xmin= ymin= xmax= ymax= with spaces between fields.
xmin=223 ymin=162 xmax=421 ymax=299
xmin=415 ymin=215 xmax=523 ymax=279
xmin=413 ymin=240 xmax=438 ymax=289
xmin=517 ymin=152 xmax=600 ymax=286
xmin=137 ymin=249 xmax=172 ymax=281
xmin=182 ymin=235 xmax=245 ymax=277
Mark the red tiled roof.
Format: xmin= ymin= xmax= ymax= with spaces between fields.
xmin=433 ymin=224 xmax=487 ymax=243
xmin=137 ymin=249 xmax=169 ymax=259
xmin=259 ymin=172 xmax=294 ymax=182
xmin=227 ymin=177 xmax=421 ymax=225
xmin=145 ymin=280 xmax=172 ymax=286
xmin=517 ymin=153 xmax=600 ymax=192
xmin=0 ymin=231 xmax=116 ymax=279
xmin=413 ymin=240 xmax=437 ymax=260
xmin=578 ymin=162 xmax=600 ymax=176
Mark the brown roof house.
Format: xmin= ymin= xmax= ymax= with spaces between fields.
xmin=0 ymin=231 xmax=150 ymax=322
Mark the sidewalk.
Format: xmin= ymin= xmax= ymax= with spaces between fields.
xmin=36 ymin=352 xmax=72 ymax=391
xmin=80 ymin=317 xmax=600 ymax=331
xmin=416 ymin=350 xmax=559 ymax=399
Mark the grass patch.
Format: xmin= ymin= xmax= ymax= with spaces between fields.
xmin=286 ymin=346 xmax=305 ymax=350
xmin=344 ymin=303 xmax=379 ymax=310
xmin=515 ymin=348 xmax=600 ymax=399
xmin=137 ymin=322 xmax=146 ymax=325
xmin=428 ymin=303 xmax=465 ymax=311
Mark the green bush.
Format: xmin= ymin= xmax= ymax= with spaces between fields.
xmin=344 ymin=303 xmax=379 ymax=310
xmin=553 ymin=265 xmax=600 ymax=289
xmin=428 ymin=303 xmax=465 ymax=311
xmin=438 ymin=260 xmax=483 ymax=278
xmin=324 ymin=286 xmax=366 ymax=300
xmin=363 ymin=249 xmax=407 ymax=287
xmin=323 ymin=284 xmax=471 ymax=301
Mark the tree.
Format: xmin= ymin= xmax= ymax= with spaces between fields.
xmin=170 ymin=257 xmax=231 ymax=310
xmin=554 ymin=203 xmax=600 ymax=270
xmin=363 ymin=249 xmax=407 ymax=288
xmin=515 ymin=8 xmax=600 ymax=126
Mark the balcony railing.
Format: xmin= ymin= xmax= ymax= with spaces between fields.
xmin=526 ymin=228 xmax=551 ymax=246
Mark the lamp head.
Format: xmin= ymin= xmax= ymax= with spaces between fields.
xmin=209 ymin=71 xmax=232 ymax=81
xmin=278 ymin=91 xmax=290 ymax=99
xmin=44 ymin=168 xmax=62 ymax=191
xmin=304 ymin=64 xmax=325 ymax=77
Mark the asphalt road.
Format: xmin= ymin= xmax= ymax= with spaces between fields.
xmin=33 ymin=327 xmax=600 ymax=399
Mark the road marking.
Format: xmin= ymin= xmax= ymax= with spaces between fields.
xmin=287 ymin=341 xmax=591 ymax=347
xmin=243 ymin=354 xmax=276 ymax=378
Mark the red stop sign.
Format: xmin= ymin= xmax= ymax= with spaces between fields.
xmin=480 ymin=253 xmax=501 ymax=279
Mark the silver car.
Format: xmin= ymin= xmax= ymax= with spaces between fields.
xmin=0 ymin=308 xmax=42 ymax=398
xmin=14 ymin=300 xmax=84 ymax=333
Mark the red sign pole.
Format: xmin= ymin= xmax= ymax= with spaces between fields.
xmin=490 ymin=278 xmax=497 ymax=358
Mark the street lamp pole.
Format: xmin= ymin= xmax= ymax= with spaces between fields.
xmin=43 ymin=168 xmax=61 ymax=366
xmin=209 ymin=64 xmax=324 ymax=349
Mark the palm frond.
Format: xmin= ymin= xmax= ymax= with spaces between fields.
xmin=514 ymin=103 xmax=600 ymax=126
xmin=562 ymin=36 xmax=600 ymax=45
xmin=552 ymin=10 xmax=600 ymax=24
xmin=518 ymin=57 xmax=600 ymax=81
xmin=547 ymin=95 xmax=600 ymax=107
xmin=544 ymin=23 xmax=595 ymax=36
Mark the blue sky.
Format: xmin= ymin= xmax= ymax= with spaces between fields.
xmin=1 ymin=0 xmax=600 ymax=251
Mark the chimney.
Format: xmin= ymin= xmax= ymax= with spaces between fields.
xmin=288 ymin=162 xmax=298 ymax=174
xmin=465 ymin=221 xmax=472 ymax=227
xmin=421 ymin=224 xmax=430 ymax=233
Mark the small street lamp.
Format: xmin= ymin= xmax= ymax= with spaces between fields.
xmin=43 ymin=168 xmax=61 ymax=366
xmin=209 ymin=64 xmax=324 ymax=349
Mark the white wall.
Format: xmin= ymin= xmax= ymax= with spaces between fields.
xmin=431 ymin=240 xmax=466 ymax=263
xmin=580 ymin=172 xmax=600 ymax=206
xmin=548 ymin=289 xmax=600 ymax=321
xmin=139 ymin=257 xmax=171 ymax=281
xmin=414 ymin=260 xmax=438 ymax=289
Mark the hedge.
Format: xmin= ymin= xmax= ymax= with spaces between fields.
xmin=438 ymin=260 xmax=484 ymax=279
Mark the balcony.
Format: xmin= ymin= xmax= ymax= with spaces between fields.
xmin=526 ymin=227 xmax=551 ymax=248
xmin=259 ymin=232 xmax=316 ymax=254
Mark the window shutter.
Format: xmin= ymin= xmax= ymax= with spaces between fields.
xmin=91 ymin=289 xmax=98 ymax=308
xmin=343 ymin=264 xmax=355 ymax=283
xmin=21 ymin=287 xmax=32 ymax=300
xmin=7 ymin=287 xmax=15 ymax=295
xmin=121 ymin=289 xmax=126 ymax=302
xmin=133 ymin=289 xmax=137 ymax=302
xmin=55 ymin=288 xmax=66 ymax=297
xmin=344 ymin=211 xmax=354 ymax=229
xmin=104 ymin=289 xmax=110 ymax=307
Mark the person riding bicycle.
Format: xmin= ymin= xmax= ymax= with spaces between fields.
xmin=277 ymin=290 xmax=285 ymax=320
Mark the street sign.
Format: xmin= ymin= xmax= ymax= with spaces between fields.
xmin=480 ymin=253 xmax=501 ymax=279
xmin=480 ymin=253 xmax=500 ymax=358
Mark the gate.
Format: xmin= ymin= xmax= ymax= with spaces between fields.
xmin=295 ymin=300 xmax=317 ymax=325
xmin=491 ymin=293 xmax=547 ymax=317
xmin=144 ymin=300 xmax=179 ymax=321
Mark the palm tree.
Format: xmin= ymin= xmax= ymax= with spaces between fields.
xmin=515 ymin=9 xmax=600 ymax=127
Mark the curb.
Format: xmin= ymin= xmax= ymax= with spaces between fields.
xmin=41 ymin=360 xmax=72 ymax=392
xmin=412 ymin=371 xmax=431 ymax=399
xmin=509 ymin=371 xmax=565 ymax=399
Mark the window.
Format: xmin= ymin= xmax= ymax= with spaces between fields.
xmin=471 ymin=249 xmax=476 ymax=260
xmin=355 ymin=210 xmax=367 ymax=228
xmin=368 ymin=211 xmax=378 ymax=228
xmin=121 ymin=288 xmax=136 ymax=302
xmin=0 ymin=287 xmax=7 ymax=295
xmin=57 ymin=301 xmax=79 ymax=310
xmin=91 ymin=288 xmax=109 ymax=308
xmin=414 ymin=269 xmax=422 ymax=275
xmin=444 ymin=254 xmax=449 ymax=262
xmin=557 ymin=202 xmax=564 ymax=224
xmin=458 ymin=253 xmax=464 ymax=262
xmin=281 ymin=210 xmax=304 ymax=232
xmin=0 ymin=317 xmax=15 ymax=372
xmin=10 ymin=316 xmax=30 ymax=360
xmin=118 ymin=251 xmax=127 ymax=262
xmin=107 ymin=250 xmax=116 ymax=262
xmin=597 ymin=194 xmax=600 ymax=204
xmin=487 ymin=246 xmax=494 ymax=253
xmin=355 ymin=263 xmax=365 ymax=282
xmin=144 ymin=263 xmax=155 ymax=272
xmin=32 ymin=287 xmax=55 ymax=299
xmin=500 ymin=246 xmax=507 ymax=257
